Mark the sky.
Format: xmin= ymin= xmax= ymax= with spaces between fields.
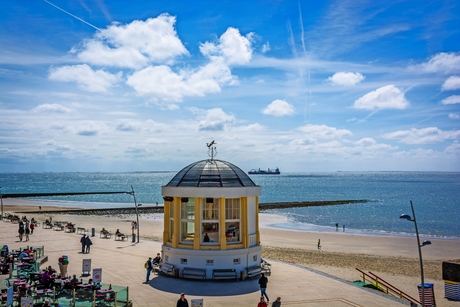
xmin=1 ymin=0 xmax=459 ymax=173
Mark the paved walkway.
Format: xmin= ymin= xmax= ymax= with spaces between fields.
xmin=0 ymin=220 xmax=408 ymax=306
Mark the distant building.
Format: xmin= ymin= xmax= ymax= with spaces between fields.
xmin=161 ymin=158 xmax=262 ymax=279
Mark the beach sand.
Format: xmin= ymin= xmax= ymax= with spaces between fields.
xmin=3 ymin=201 xmax=460 ymax=306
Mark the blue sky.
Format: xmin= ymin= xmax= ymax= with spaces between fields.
xmin=1 ymin=0 xmax=459 ymax=173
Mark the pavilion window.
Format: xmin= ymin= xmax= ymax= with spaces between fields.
xmin=169 ymin=202 xmax=174 ymax=242
xmin=201 ymin=198 xmax=220 ymax=244
xmin=225 ymin=198 xmax=241 ymax=244
xmin=180 ymin=198 xmax=195 ymax=244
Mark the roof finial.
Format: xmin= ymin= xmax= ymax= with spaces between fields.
xmin=207 ymin=140 xmax=217 ymax=161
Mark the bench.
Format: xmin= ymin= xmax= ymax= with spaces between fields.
xmin=159 ymin=263 xmax=176 ymax=277
xmin=246 ymin=265 xmax=261 ymax=278
xmin=114 ymin=233 xmax=127 ymax=241
xmin=65 ymin=225 xmax=76 ymax=233
xmin=152 ymin=264 xmax=160 ymax=275
xmin=100 ymin=230 xmax=112 ymax=239
xmin=212 ymin=269 xmax=238 ymax=281
xmin=181 ymin=267 xmax=206 ymax=280
xmin=261 ymin=258 xmax=271 ymax=276
xmin=76 ymin=227 xmax=87 ymax=234
xmin=53 ymin=224 xmax=65 ymax=231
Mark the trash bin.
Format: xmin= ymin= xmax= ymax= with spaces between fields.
xmin=173 ymin=268 xmax=179 ymax=278
xmin=445 ymin=280 xmax=460 ymax=301
xmin=132 ymin=234 xmax=136 ymax=243
xmin=91 ymin=228 xmax=95 ymax=237
xmin=240 ymin=270 xmax=246 ymax=281
xmin=418 ymin=283 xmax=436 ymax=307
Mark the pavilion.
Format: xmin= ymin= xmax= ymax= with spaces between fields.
xmin=161 ymin=155 xmax=262 ymax=280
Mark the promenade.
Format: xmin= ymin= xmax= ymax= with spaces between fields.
xmin=0 ymin=219 xmax=409 ymax=307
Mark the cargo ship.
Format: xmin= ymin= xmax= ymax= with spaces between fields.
xmin=248 ymin=167 xmax=280 ymax=175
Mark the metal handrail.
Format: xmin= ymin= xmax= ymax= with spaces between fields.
xmin=356 ymin=268 xmax=421 ymax=305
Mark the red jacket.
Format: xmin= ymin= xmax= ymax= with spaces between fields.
xmin=257 ymin=301 xmax=268 ymax=307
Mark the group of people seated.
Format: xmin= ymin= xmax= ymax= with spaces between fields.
xmin=66 ymin=222 xmax=76 ymax=232
xmin=40 ymin=266 xmax=57 ymax=288
xmin=18 ymin=248 xmax=34 ymax=261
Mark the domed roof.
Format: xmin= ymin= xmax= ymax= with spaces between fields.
xmin=166 ymin=159 xmax=257 ymax=187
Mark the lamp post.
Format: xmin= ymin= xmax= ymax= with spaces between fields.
xmin=400 ymin=200 xmax=431 ymax=307
xmin=130 ymin=185 xmax=140 ymax=243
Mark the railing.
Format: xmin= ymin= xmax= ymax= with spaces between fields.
xmin=356 ymin=268 xmax=421 ymax=305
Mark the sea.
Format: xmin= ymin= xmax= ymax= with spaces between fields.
xmin=0 ymin=171 xmax=459 ymax=239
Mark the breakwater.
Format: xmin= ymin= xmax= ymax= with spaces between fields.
xmin=14 ymin=199 xmax=370 ymax=215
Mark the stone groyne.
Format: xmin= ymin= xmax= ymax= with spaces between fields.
xmin=14 ymin=199 xmax=370 ymax=215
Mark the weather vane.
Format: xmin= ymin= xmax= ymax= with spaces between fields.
xmin=207 ymin=140 xmax=217 ymax=161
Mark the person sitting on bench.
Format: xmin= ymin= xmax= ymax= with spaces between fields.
xmin=152 ymin=253 xmax=161 ymax=265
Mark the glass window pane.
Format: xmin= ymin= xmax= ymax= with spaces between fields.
xmin=202 ymin=199 xmax=219 ymax=220
xmin=225 ymin=221 xmax=240 ymax=243
xmin=169 ymin=220 xmax=174 ymax=242
xmin=181 ymin=221 xmax=194 ymax=243
xmin=181 ymin=198 xmax=195 ymax=219
xmin=201 ymin=223 xmax=219 ymax=243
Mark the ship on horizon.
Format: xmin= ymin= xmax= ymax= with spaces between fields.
xmin=248 ymin=167 xmax=280 ymax=175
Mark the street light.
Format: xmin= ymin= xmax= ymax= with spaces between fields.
xmin=400 ymin=200 xmax=432 ymax=307
xmin=130 ymin=185 xmax=140 ymax=243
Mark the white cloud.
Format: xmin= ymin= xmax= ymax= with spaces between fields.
xmin=449 ymin=113 xmax=460 ymax=120
xmin=116 ymin=119 xmax=165 ymax=132
xmin=353 ymin=85 xmax=409 ymax=110
xmin=355 ymin=138 xmax=376 ymax=146
xmin=33 ymin=104 xmax=72 ymax=114
xmin=197 ymin=108 xmax=235 ymax=131
xmin=124 ymin=27 xmax=252 ymax=105
xmin=444 ymin=141 xmax=460 ymax=155
xmin=199 ymin=27 xmax=253 ymax=65
xmin=441 ymin=76 xmax=460 ymax=91
xmin=441 ymin=95 xmax=460 ymax=105
xmin=234 ymin=123 xmax=265 ymax=132
xmin=296 ymin=124 xmax=352 ymax=139
xmin=126 ymin=65 xmax=188 ymax=102
xmin=382 ymin=127 xmax=460 ymax=144
xmin=420 ymin=52 xmax=460 ymax=74
xmin=262 ymin=99 xmax=296 ymax=116
xmin=73 ymin=121 xmax=108 ymax=136
xmin=327 ymin=72 xmax=365 ymax=86
xmin=49 ymin=64 xmax=121 ymax=92
xmin=116 ymin=120 xmax=144 ymax=131
xmin=126 ymin=61 xmax=236 ymax=103
xmin=75 ymin=14 xmax=189 ymax=69
xmin=261 ymin=42 xmax=271 ymax=53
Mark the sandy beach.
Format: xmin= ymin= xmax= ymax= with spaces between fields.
xmin=2 ymin=201 xmax=460 ymax=306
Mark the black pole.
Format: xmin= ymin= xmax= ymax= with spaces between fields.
xmin=411 ymin=200 xmax=425 ymax=307
xmin=131 ymin=185 xmax=140 ymax=243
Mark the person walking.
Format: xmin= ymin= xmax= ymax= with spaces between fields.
xmin=25 ymin=226 xmax=30 ymax=241
xmin=80 ymin=235 xmax=86 ymax=253
xmin=257 ymin=296 xmax=268 ymax=307
xmin=85 ymin=235 xmax=92 ymax=253
xmin=176 ymin=292 xmax=189 ymax=307
xmin=317 ymin=239 xmax=321 ymax=250
xmin=145 ymin=257 xmax=153 ymax=283
xmin=30 ymin=222 xmax=35 ymax=234
xmin=271 ymin=296 xmax=282 ymax=307
xmin=258 ymin=273 xmax=269 ymax=303
xmin=18 ymin=226 xmax=24 ymax=242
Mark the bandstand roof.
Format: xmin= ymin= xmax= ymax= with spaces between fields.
xmin=165 ymin=159 xmax=258 ymax=188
